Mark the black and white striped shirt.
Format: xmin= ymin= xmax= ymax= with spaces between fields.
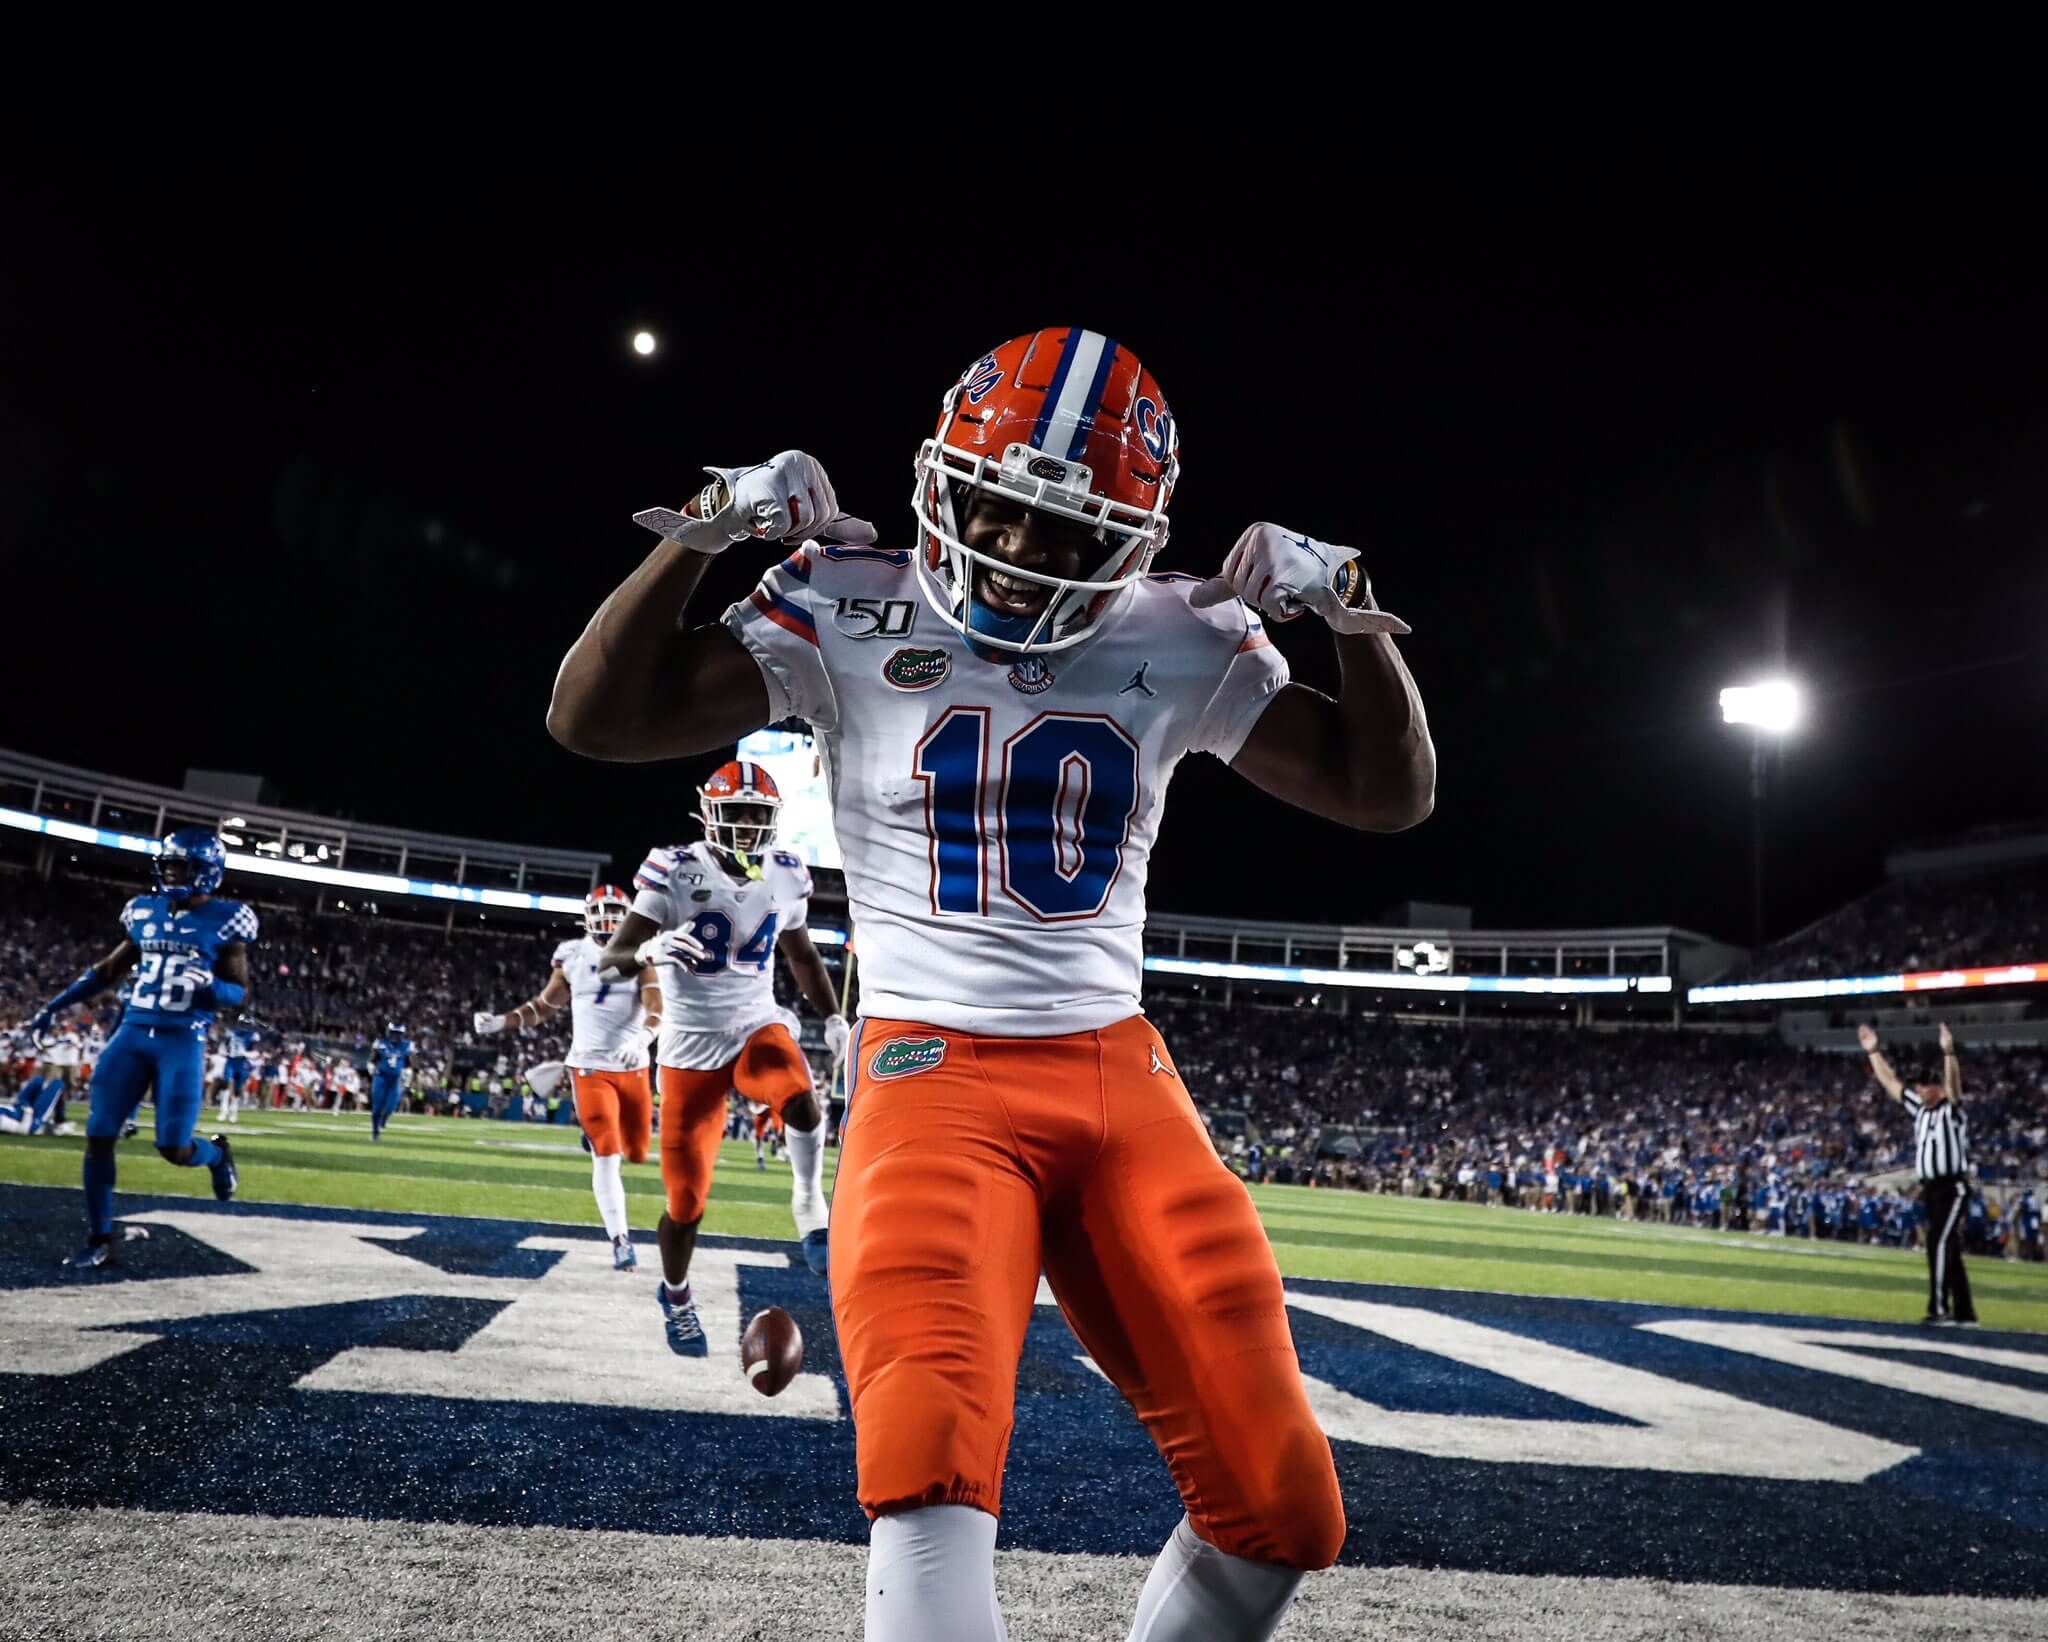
xmin=1901 ymin=1088 xmax=1969 ymax=1181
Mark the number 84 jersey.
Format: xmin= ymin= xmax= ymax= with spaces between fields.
xmin=722 ymin=545 xmax=1288 ymax=1036
xmin=631 ymin=841 xmax=813 ymax=1069
xmin=117 ymin=892 xmax=260 ymax=1032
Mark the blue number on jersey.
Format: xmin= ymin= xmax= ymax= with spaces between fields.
xmin=677 ymin=910 xmax=778 ymax=976
xmin=915 ymin=708 xmax=1141 ymax=920
xmin=118 ymin=894 xmax=259 ymax=1030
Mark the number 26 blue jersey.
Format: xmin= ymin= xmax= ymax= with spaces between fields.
xmin=117 ymin=893 xmax=260 ymax=1031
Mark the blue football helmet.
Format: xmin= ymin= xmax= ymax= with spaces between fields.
xmin=154 ymin=827 xmax=227 ymax=902
xmin=386 ymin=1021 xmax=407 ymax=1038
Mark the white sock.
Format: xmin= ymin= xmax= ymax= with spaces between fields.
xmin=590 ymin=1152 xmax=629 ymax=1240
xmin=1127 ymin=1516 xmax=1304 ymax=1642
xmin=785 ymin=1117 xmax=828 ymax=1237
xmin=866 ymin=1505 xmax=1004 ymax=1642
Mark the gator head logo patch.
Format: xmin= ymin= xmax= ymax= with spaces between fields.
xmin=882 ymin=647 xmax=950 ymax=692
xmin=867 ymin=1035 xmax=947 ymax=1081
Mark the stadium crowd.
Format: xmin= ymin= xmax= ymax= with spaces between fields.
xmin=1726 ymin=862 xmax=2048 ymax=984
xmin=1151 ymin=994 xmax=2048 ymax=1257
xmin=4 ymin=866 xmax=2044 ymax=1260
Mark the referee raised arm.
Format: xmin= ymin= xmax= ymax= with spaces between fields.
xmin=1859 ymin=1021 xmax=1977 ymax=1327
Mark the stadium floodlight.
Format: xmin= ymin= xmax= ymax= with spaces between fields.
xmin=632 ymin=330 xmax=658 ymax=357
xmin=1720 ymin=677 xmax=1806 ymax=948
xmin=1719 ymin=679 xmax=1804 ymax=734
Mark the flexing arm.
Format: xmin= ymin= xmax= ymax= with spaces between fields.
xmin=1232 ymin=634 xmax=1435 ymax=831
xmin=1939 ymin=1022 xmax=1962 ymax=1104
xmin=546 ymin=541 xmax=769 ymax=760
xmin=1857 ymin=1023 xmax=1907 ymax=1104
xmin=549 ymin=454 xmax=871 ymax=761
xmin=29 ymin=937 xmax=139 ymax=1032
xmin=1194 ymin=524 xmax=1434 ymax=833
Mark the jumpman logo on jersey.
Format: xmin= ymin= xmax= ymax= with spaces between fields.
xmin=1148 ymin=1043 xmax=1171 ymax=1077
xmin=1119 ymin=662 xmax=1157 ymax=698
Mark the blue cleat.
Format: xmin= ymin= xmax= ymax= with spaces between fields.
xmin=802 ymin=1227 xmax=831 ymax=1279
xmin=64 ymin=1236 xmax=114 ymax=1271
xmin=657 ymin=1283 xmax=706 ymax=1357
xmin=209 ymin=1135 xmax=238 ymax=1201
xmin=612 ymin=1235 xmax=638 ymax=1272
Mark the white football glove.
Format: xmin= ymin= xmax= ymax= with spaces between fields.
xmin=637 ymin=927 xmax=710 ymax=969
xmin=523 ymin=1060 xmax=567 ymax=1100
xmin=472 ymin=1010 xmax=505 ymax=1037
xmin=1189 ymin=523 xmax=1409 ymax=636
xmin=633 ymin=450 xmax=877 ymax=555
xmin=823 ymin=1014 xmax=851 ymax=1062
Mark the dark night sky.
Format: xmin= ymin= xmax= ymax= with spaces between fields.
xmin=4 ymin=188 xmax=2044 ymax=944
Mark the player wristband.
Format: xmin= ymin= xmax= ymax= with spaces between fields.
xmin=200 ymin=979 xmax=247 ymax=1010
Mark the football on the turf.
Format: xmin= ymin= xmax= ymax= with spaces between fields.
xmin=741 ymin=1307 xmax=803 ymax=1396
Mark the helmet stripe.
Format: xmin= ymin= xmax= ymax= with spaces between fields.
xmin=1027 ymin=327 xmax=1087 ymax=452
xmin=1066 ymin=336 xmax=1120 ymax=461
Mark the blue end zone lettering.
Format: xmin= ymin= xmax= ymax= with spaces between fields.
xmin=2 ymin=1186 xmax=2045 ymax=1593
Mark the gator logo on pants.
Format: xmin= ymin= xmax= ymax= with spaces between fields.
xmin=867 ymin=1036 xmax=947 ymax=1081
xmin=881 ymin=647 xmax=950 ymax=692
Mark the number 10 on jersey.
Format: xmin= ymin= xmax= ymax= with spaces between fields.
xmin=914 ymin=708 xmax=1141 ymax=923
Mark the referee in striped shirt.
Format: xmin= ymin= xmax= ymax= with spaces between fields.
xmin=1859 ymin=1021 xmax=1977 ymax=1327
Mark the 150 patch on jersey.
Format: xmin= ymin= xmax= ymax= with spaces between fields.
xmin=833 ymin=597 xmax=916 ymax=639
xmin=867 ymin=1035 xmax=947 ymax=1081
xmin=882 ymin=647 xmax=950 ymax=691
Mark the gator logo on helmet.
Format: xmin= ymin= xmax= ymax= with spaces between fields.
xmin=882 ymin=647 xmax=950 ymax=692
xmin=867 ymin=1035 xmax=947 ymax=1081
xmin=1026 ymin=456 xmax=1069 ymax=483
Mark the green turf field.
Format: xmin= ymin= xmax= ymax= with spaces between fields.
xmin=5 ymin=1110 xmax=2045 ymax=1331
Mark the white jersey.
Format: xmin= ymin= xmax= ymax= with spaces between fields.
xmin=45 ymin=1030 xmax=82 ymax=1070
xmin=724 ymin=547 xmax=1287 ymax=1035
xmin=550 ymin=935 xmax=652 ymax=1072
xmin=631 ymin=840 xmax=812 ymax=1070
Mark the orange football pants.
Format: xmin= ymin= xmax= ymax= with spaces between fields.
xmin=571 ymin=1067 xmax=653 ymax=1162
xmin=658 ymin=1023 xmax=812 ymax=1224
xmin=830 ymin=1015 xmax=1346 ymax=1570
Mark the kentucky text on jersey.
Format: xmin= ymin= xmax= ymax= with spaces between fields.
xmin=117 ymin=894 xmax=261 ymax=1031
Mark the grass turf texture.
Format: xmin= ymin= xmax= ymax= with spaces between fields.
xmin=3 ymin=1111 xmax=2045 ymax=1332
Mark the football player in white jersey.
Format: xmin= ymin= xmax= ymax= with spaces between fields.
xmin=475 ymin=886 xmax=662 ymax=1269
xmin=594 ymin=760 xmax=850 ymax=1354
xmin=548 ymin=328 xmax=1434 ymax=1642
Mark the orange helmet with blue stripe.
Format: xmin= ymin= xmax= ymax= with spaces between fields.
xmin=698 ymin=760 xmax=782 ymax=859
xmin=913 ymin=327 xmax=1180 ymax=656
xmin=582 ymin=883 xmax=631 ymax=938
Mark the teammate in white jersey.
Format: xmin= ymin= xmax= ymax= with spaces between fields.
xmin=595 ymin=760 xmax=849 ymax=1355
xmin=475 ymin=886 xmax=661 ymax=1269
xmin=549 ymin=327 xmax=1434 ymax=1642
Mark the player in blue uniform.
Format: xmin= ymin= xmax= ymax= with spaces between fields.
xmin=24 ymin=829 xmax=257 ymax=1268
xmin=368 ymin=1023 xmax=411 ymax=1142
xmin=214 ymin=1019 xmax=261 ymax=1125
xmin=2017 ymin=1188 xmax=2043 ymax=1262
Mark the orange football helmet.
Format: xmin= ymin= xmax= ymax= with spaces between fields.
xmin=912 ymin=327 xmax=1179 ymax=655
xmin=583 ymin=884 xmax=631 ymax=938
xmin=698 ymin=760 xmax=782 ymax=858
